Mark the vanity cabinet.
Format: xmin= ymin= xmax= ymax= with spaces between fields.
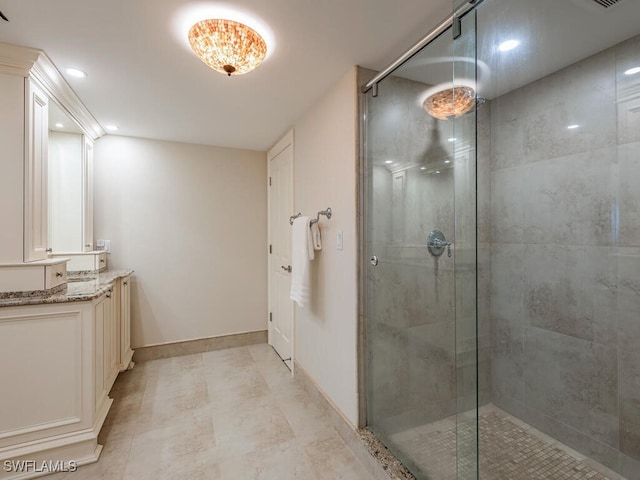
xmin=0 ymin=269 xmax=132 ymax=479
xmin=0 ymin=296 xmax=114 ymax=477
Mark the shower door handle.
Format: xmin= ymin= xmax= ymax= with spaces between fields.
xmin=370 ymin=255 xmax=379 ymax=266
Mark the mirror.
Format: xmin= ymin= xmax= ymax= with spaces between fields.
xmin=48 ymin=101 xmax=93 ymax=253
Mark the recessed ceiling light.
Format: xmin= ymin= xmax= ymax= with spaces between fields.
xmin=567 ymin=124 xmax=580 ymax=130
xmin=435 ymin=171 xmax=441 ymax=174
xmin=447 ymin=137 xmax=456 ymax=142
xmin=624 ymin=67 xmax=640 ymax=76
xmin=420 ymin=167 xmax=427 ymax=170
xmin=498 ymin=39 xmax=520 ymax=52
xmin=384 ymin=160 xmax=393 ymax=164
xmin=444 ymin=160 xmax=451 ymax=164
xmin=55 ymin=122 xmax=64 ymax=128
xmin=66 ymin=68 xmax=87 ymax=78
xmin=105 ymin=125 xmax=119 ymax=132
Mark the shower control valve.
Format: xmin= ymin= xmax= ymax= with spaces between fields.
xmin=427 ymin=230 xmax=452 ymax=258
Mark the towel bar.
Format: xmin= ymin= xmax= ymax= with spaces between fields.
xmin=289 ymin=207 xmax=332 ymax=226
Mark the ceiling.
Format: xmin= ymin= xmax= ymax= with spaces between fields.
xmin=0 ymin=0 xmax=453 ymax=151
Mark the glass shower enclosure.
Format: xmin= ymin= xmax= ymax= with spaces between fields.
xmin=362 ymin=0 xmax=640 ymax=479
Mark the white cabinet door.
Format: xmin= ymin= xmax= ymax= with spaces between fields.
xmin=83 ymin=137 xmax=94 ymax=252
xmin=94 ymin=295 xmax=107 ymax=410
xmin=119 ymin=275 xmax=133 ymax=370
xmin=105 ymin=287 xmax=118 ymax=393
xmin=24 ymin=79 xmax=49 ymax=262
xmin=95 ymin=288 xmax=118 ymax=406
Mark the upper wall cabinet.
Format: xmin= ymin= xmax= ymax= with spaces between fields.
xmin=0 ymin=42 xmax=104 ymax=264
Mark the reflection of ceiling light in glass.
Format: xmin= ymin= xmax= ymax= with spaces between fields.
xmin=384 ymin=160 xmax=393 ymax=164
xmin=420 ymin=167 xmax=427 ymax=170
xmin=447 ymin=137 xmax=456 ymax=142
xmin=498 ymin=39 xmax=520 ymax=52
xmin=55 ymin=122 xmax=64 ymax=128
xmin=435 ymin=171 xmax=441 ymax=174
xmin=66 ymin=68 xmax=87 ymax=78
xmin=567 ymin=124 xmax=580 ymax=130
xmin=445 ymin=160 xmax=451 ymax=164
xmin=423 ymin=86 xmax=475 ymax=120
xmin=625 ymin=67 xmax=640 ymax=75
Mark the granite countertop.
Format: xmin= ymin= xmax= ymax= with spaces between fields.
xmin=0 ymin=269 xmax=134 ymax=307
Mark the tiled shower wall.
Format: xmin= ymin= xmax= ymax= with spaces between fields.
xmin=488 ymin=34 xmax=640 ymax=479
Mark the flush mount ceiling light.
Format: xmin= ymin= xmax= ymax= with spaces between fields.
xmin=105 ymin=125 xmax=119 ymax=132
xmin=423 ymin=85 xmax=476 ymax=120
xmin=188 ymin=18 xmax=267 ymax=76
xmin=625 ymin=67 xmax=640 ymax=75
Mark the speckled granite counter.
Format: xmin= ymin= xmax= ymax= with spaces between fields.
xmin=0 ymin=269 xmax=134 ymax=307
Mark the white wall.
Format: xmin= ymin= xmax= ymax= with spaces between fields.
xmin=94 ymin=136 xmax=267 ymax=348
xmin=292 ymin=67 xmax=359 ymax=426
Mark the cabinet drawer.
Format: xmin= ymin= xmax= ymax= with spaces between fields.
xmin=95 ymin=253 xmax=107 ymax=271
xmin=45 ymin=263 xmax=67 ymax=289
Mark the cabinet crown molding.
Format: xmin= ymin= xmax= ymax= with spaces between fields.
xmin=0 ymin=41 xmax=105 ymax=141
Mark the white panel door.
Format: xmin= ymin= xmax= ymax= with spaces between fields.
xmin=268 ymin=131 xmax=294 ymax=369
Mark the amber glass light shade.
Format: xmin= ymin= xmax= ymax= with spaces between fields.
xmin=188 ymin=19 xmax=267 ymax=76
xmin=423 ymin=86 xmax=476 ymax=120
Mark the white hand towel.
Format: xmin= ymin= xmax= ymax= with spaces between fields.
xmin=290 ymin=216 xmax=314 ymax=307
xmin=311 ymin=222 xmax=322 ymax=251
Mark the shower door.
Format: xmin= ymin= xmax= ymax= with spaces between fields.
xmin=363 ymin=7 xmax=479 ymax=480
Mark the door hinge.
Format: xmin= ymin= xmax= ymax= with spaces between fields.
xmin=269 ymin=312 xmax=273 ymax=322
xmin=453 ymin=16 xmax=462 ymax=39
xmin=269 ymin=176 xmax=272 ymax=186
xmin=269 ymin=244 xmax=272 ymax=254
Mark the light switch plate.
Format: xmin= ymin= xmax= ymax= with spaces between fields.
xmin=337 ymin=230 xmax=343 ymax=251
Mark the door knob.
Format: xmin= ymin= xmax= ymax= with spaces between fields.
xmin=281 ymin=265 xmax=292 ymax=273
xmin=370 ymin=255 xmax=379 ymax=266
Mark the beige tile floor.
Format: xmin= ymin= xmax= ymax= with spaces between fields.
xmin=47 ymin=344 xmax=373 ymax=480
